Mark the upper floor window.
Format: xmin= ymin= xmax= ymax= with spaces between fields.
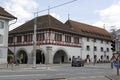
xmin=24 ymin=34 xmax=32 ymax=42
xmin=37 ymin=33 xmax=45 ymax=41
xmin=8 ymin=37 xmax=14 ymax=43
xmin=101 ymin=47 xmax=103 ymax=52
xmin=17 ymin=36 xmax=22 ymax=43
xmin=101 ymin=40 xmax=103 ymax=43
xmin=65 ymin=35 xmax=71 ymax=43
xmin=0 ymin=21 xmax=4 ymax=29
xmin=74 ymin=37 xmax=79 ymax=44
xmin=107 ymin=48 xmax=109 ymax=52
xmin=55 ymin=33 xmax=62 ymax=41
xmin=94 ymin=39 xmax=96 ymax=42
xmin=94 ymin=46 xmax=97 ymax=51
xmin=0 ymin=34 xmax=3 ymax=44
xmin=87 ymin=37 xmax=89 ymax=42
xmin=106 ymin=41 xmax=109 ymax=44
xmin=86 ymin=45 xmax=90 ymax=51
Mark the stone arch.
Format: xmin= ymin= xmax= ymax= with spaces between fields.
xmin=53 ymin=48 xmax=69 ymax=64
xmin=17 ymin=49 xmax=28 ymax=64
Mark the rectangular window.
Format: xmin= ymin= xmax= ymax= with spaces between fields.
xmin=0 ymin=34 xmax=3 ymax=44
xmin=27 ymin=34 xmax=32 ymax=42
xmin=101 ymin=47 xmax=103 ymax=52
xmin=0 ymin=21 xmax=4 ymax=29
xmin=8 ymin=37 xmax=14 ymax=43
xmin=17 ymin=36 xmax=22 ymax=43
xmin=94 ymin=46 xmax=97 ymax=51
xmin=24 ymin=35 xmax=27 ymax=42
xmin=55 ymin=33 xmax=62 ymax=41
xmin=101 ymin=40 xmax=103 ymax=43
xmin=107 ymin=48 xmax=109 ymax=52
xmin=87 ymin=37 xmax=89 ymax=42
xmin=106 ymin=41 xmax=109 ymax=44
xmin=74 ymin=37 xmax=79 ymax=44
xmin=65 ymin=35 xmax=71 ymax=43
xmin=86 ymin=45 xmax=90 ymax=51
xmin=0 ymin=49 xmax=2 ymax=58
xmin=37 ymin=33 xmax=45 ymax=41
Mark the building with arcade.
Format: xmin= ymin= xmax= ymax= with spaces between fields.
xmin=8 ymin=14 xmax=113 ymax=64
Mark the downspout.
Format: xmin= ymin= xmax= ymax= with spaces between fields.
xmin=8 ymin=19 xmax=17 ymax=63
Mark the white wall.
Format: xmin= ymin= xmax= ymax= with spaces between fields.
xmin=0 ymin=19 xmax=9 ymax=64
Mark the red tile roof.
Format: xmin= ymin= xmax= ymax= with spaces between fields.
xmin=9 ymin=14 xmax=112 ymax=40
xmin=0 ymin=7 xmax=16 ymax=19
xmin=65 ymin=20 xmax=113 ymax=40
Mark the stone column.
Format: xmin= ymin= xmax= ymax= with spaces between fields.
xmin=46 ymin=46 xmax=53 ymax=64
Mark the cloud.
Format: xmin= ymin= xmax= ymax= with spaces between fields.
xmin=50 ymin=13 xmax=60 ymax=20
xmin=2 ymin=0 xmax=39 ymax=30
xmin=94 ymin=1 xmax=120 ymax=31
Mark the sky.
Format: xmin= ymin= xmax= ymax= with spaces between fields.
xmin=0 ymin=0 xmax=120 ymax=31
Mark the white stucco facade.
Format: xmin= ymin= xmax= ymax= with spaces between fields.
xmin=8 ymin=37 xmax=112 ymax=64
xmin=0 ymin=18 xmax=10 ymax=64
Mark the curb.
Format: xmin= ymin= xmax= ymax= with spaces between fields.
xmin=84 ymin=66 xmax=112 ymax=70
xmin=105 ymin=75 xmax=112 ymax=80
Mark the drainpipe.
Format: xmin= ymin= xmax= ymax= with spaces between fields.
xmin=8 ymin=19 xmax=17 ymax=65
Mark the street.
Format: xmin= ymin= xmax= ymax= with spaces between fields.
xmin=0 ymin=63 xmax=116 ymax=80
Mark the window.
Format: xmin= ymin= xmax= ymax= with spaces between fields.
xmin=17 ymin=36 xmax=22 ymax=43
xmin=65 ymin=35 xmax=71 ymax=43
xmin=94 ymin=46 xmax=97 ymax=51
xmin=101 ymin=40 xmax=103 ymax=43
xmin=74 ymin=37 xmax=79 ymax=44
xmin=0 ymin=49 xmax=2 ymax=58
xmin=28 ymin=34 xmax=32 ymax=42
xmin=55 ymin=33 xmax=62 ymax=41
xmin=107 ymin=48 xmax=109 ymax=52
xmin=94 ymin=39 xmax=96 ymax=42
xmin=0 ymin=21 xmax=4 ymax=29
xmin=101 ymin=47 xmax=103 ymax=52
xmin=37 ymin=33 xmax=45 ymax=41
xmin=106 ymin=41 xmax=109 ymax=44
xmin=0 ymin=34 xmax=3 ymax=44
xmin=86 ymin=45 xmax=90 ymax=51
xmin=24 ymin=35 xmax=27 ymax=42
xmin=87 ymin=37 xmax=89 ymax=42
xmin=24 ymin=34 xmax=32 ymax=42
xmin=8 ymin=37 xmax=14 ymax=43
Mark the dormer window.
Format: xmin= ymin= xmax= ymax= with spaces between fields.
xmin=0 ymin=21 xmax=4 ymax=29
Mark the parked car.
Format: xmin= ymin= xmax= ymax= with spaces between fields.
xmin=71 ymin=58 xmax=84 ymax=67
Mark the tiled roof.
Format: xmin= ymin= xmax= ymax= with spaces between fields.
xmin=10 ymin=15 xmax=73 ymax=33
xmin=65 ymin=20 xmax=113 ymax=40
xmin=0 ymin=7 xmax=16 ymax=19
xmin=9 ymin=14 xmax=112 ymax=40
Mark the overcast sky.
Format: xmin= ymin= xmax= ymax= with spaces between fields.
xmin=0 ymin=0 xmax=120 ymax=31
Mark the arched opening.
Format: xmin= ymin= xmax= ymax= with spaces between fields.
xmin=53 ymin=50 xmax=68 ymax=64
xmin=36 ymin=50 xmax=45 ymax=64
xmin=17 ymin=50 xmax=28 ymax=64
xmin=8 ymin=49 xmax=14 ymax=63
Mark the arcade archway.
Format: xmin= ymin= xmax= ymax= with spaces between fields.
xmin=8 ymin=49 xmax=14 ymax=63
xmin=17 ymin=50 xmax=28 ymax=64
xmin=36 ymin=50 xmax=45 ymax=64
xmin=53 ymin=50 xmax=68 ymax=64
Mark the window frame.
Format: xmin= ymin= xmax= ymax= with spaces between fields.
xmin=0 ymin=20 xmax=4 ymax=29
